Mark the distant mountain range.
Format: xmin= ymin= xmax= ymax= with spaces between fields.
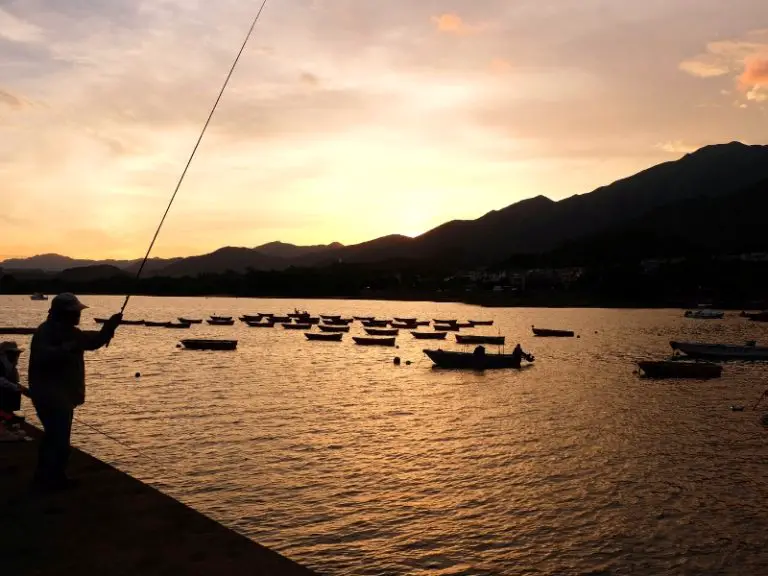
xmin=3 ymin=142 xmax=768 ymax=278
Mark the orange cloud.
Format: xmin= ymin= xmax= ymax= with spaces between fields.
xmin=740 ymin=56 xmax=768 ymax=88
xmin=432 ymin=13 xmax=478 ymax=35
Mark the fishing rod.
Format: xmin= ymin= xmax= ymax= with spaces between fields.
xmin=120 ymin=0 xmax=270 ymax=315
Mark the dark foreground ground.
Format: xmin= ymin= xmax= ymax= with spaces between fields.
xmin=0 ymin=427 xmax=318 ymax=576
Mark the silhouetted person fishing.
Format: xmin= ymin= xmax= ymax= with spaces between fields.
xmin=28 ymin=293 xmax=122 ymax=489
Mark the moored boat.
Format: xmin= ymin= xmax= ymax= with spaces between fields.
xmin=165 ymin=322 xmax=192 ymax=329
xmin=96 ymin=318 xmax=145 ymax=326
xmin=318 ymin=324 xmax=350 ymax=333
xmin=468 ymin=320 xmax=494 ymax=326
xmin=532 ymin=326 xmax=574 ymax=337
xmin=684 ymin=309 xmax=724 ymax=319
xmin=637 ymin=360 xmax=722 ymax=379
xmin=30 ymin=293 xmax=48 ymax=301
xmin=746 ymin=311 xmax=768 ymax=322
xmin=239 ymin=314 xmax=262 ymax=322
xmin=207 ymin=318 xmax=235 ymax=326
xmin=394 ymin=317 xmax=416 ymax=323
xmin=670 ymin=341 xmax=768 ymax=361
xmin=365 ymin=328 xmax=398 ymax=336
xmin=270 ymin=315 xmax=290 ymax=323
xmin=423 ymin=348 xmax=533 ymax=370
xmin=245 ymin=320 xmax=275 ymax=328
xmin=456 ymin=334 xmax=505 ymax=345
xmin=210 ymin=315 xmax=232 ymax=321
xmin=354 ymin=316 xmax=374 ymax=321
xmin=325 ymin=318 xmax=353 ymax=325
xmin=320 ymin=314 xmax=341 ymax=321
xmin=144 ymin=321 xmax=171 ymax=327
xmin=411 ymin=331 xmax=447 ymax=340
xmin=305 ymin=332 xmax=343 ymax=342
xmin=362 ymin=319 xmax=390 ymax=328
xmin=353 ymin=336 xmax=396 ymax=347
xmin=390 ymin=322 xmax=415 ymax=329
xmin=283 ymin=322 xmax=311 ymax=330
xmin=180 ymin=339 xmax=238 ymax=351
xmin=178 ymin=317 xmax=203 ymax=324
xmin=455 ymin=322 xmax=474 ymax=329
xmin=0 ymin=327 xmax=36 ymax=335
xmin=434 ymin=324 xmax=460 ymax=332
xmin=433 ymin=319 xmax=457 ymax=325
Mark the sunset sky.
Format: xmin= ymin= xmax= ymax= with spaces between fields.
xmin=1 ymin=0 xmax=766 ymax=259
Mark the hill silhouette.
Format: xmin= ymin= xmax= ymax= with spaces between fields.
xmin=3 ymin=142 xmax=767 ymax=276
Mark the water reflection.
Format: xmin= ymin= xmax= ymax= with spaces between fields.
xmin=3 ymin=295 xmax=768 ymax=575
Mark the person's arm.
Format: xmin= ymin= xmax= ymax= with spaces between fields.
xmin=76 ymin=313 xmax=123 ymax=350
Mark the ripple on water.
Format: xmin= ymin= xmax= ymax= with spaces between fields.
xmin=5 ymin=296 xmax=768 ymax=575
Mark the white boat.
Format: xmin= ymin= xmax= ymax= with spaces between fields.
xmin=670 ymin=341 xmax=768 ymax=361
xmin=684 ymin=309 xmax=724 ymax=319
xmin=30 ymin=293 xmax=48 ymax=301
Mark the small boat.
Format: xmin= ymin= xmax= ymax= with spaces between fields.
xmin=178 ymin=317 xmax=203 ymax=324
xmin=318 ymin=325 xmax=350 ymax=333
xmin=455 ymin=322 xmax=474 ymax=329
xmin=320 ymin=315 xmax=341 ymax=321
xmin=394 ymin=317 xmax=416 ymax=323
xmin=325 ymin=318 xmax=353 ymax=325
xmin=684 ymin=309 xmax=724 ymax=319
xmin=532 ymin=327 xmax=574 ymax=337
xmin=239 ymin=314 xmax=263 ymax=322
xmin=283 ymin=323 xmax=311 ymax=330
xmin=0 ymin=327 xmax=36 ymax=335
xmin=305 ymin=332 xmax=343 ymax=342
xmin=353 ymin=336 xmax=396 ymax=347
xmin=365 ymin=328 xmax=398 ymax=336
xmin=670 ymin=341 xmax=768 ymax=361
xmin=391 ymin=322 xmax=415 ymax=329
xmin=165 ymin=322 xmax=192 ymax=329
xmin=638 ymin=360 xmax=722 ymax=379
xmin=469 ymin=320 xmax=494 ymax=326
xmin=354 ymin=316 xmax=374 ymax=321
xmin=180 ymin=339 xmax=238 ymax=351
xmin=96 ymin=318 xmax=145 ymax=326
xmin=456 ymin=334 xmax=505 ymax=345
xmin=414 ymin=320 xmax=430 ymax=326
xmin=210 ymin=315 xmax=233 ymax=322
xmin=144 ymin=321 xmax=171 ymax=327
xmin=423 ymin=348 xmax=533 ymax=370
xmin=306 ymin=317 xmax=321 ymax=325
xmin=433 ymin=319 xmax=457 ymax=325
xmin=746 ymin=311 xmax=768 ymax=322
xmin=362 ymin=320 xmax=390 ymax=328
xmin=288 ymin=312 xmax=310 ymax=319
xmin=30 ymin=293 xmax=48 ymax=301
xmin=207 ymin=318 xmax=235 ymax=326
xmin=270 ymin=315 xmax=290 ymax=323
xmin=411 ymin=331 xmax=447 ymax=340
xmin=434 ymin=324 xmax=460 ymax=332
xmin=245 ymin=320 xmax=275 ymax=328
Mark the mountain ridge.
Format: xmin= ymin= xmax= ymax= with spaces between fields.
xmin=2 ymin=142 xmax=767 ymax=277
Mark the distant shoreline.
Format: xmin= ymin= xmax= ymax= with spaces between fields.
xmin=4 ymin=289 xmax=750 ymax=310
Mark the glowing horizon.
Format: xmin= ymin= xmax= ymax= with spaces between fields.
xmin=1 ymin=1 xmax=766 ymax=260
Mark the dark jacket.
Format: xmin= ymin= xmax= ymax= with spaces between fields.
xmin=28 ymin=320 xmax=112 ymax=409
xmin=0 ymin=356 xmax=21 ymax=412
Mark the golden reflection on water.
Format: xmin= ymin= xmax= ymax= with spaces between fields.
xmin=3 ymin=295 xmax=768 ymax=575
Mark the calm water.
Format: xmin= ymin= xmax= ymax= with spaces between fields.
xmin=3 ymin=295 xmax=768 ymax=575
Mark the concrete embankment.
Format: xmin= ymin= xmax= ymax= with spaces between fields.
xmin=1 ymin=427 xmax=319 ymax=576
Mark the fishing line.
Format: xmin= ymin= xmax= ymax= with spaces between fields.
xmin=120 ymin=0 xmax=271 ymax=315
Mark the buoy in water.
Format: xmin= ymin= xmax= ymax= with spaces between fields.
xmin=393 ymin=357 xmax=401 ymax=365
xmin=135 ymin=372 xmax=141 ymax=379
xmin=406 ymin=361 xmax=412 ymax=366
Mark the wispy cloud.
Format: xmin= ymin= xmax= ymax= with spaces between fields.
xmin=0 ymin=7 xmax=44 ymax=43
xmin=0 ymin=88 xmax=26 ymax=109
xmin=655 ymin=140 xmax=697 ymax=154
xmin=432 ymin=13 xmax=482 ymax=36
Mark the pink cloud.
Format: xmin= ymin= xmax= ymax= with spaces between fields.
xmin=740 ymin=55 xmax=768 ymax=88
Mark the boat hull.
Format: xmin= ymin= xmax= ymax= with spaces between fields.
xmin=638 ymin=360 xmax=722 ymax=379
xmin=423 ymin=349 xmax=527 ymax=370
xmin=411 ymin=331 xmax=447 ymax=340
xmin=305 ymin=333 xmax=343 ymax=342
xmin=456 ymin=335 xmax=505 ymax=345
xmin=319 ymin=325 xmax=349 ymax=333
xmin=353 ymin=337 xmax=396 ymax=347
xmin=365 ymin=328 xmax=398 ymax=336
xmin=180 ymin=339 xmax=238 ymax=351
xmin=532 ymin=328 xmax=574 ymax=337
xmin=670 ymin=341 xmax=768 ymax=361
